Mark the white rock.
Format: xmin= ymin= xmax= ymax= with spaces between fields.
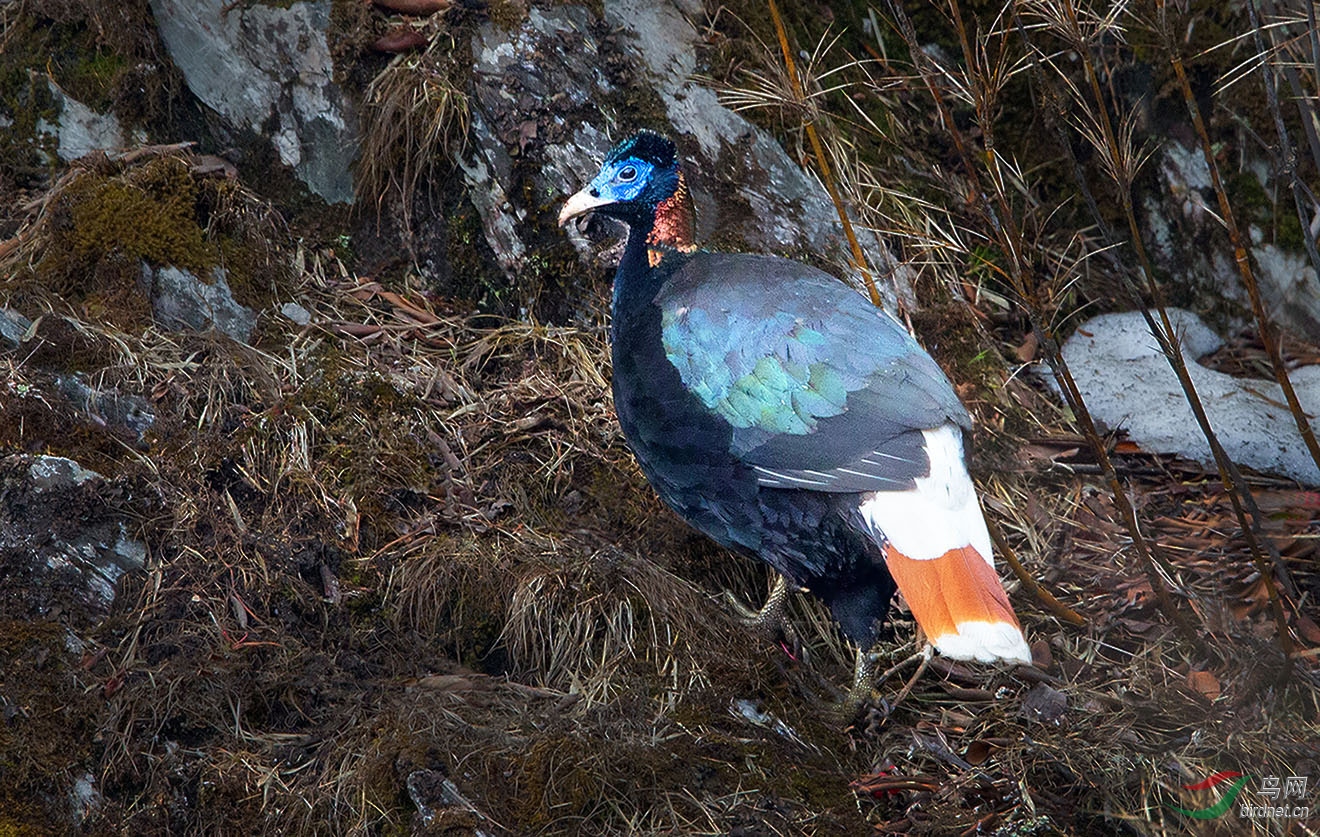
xmin=36 ymin=82 xmax=146 ymax=162
xmin=1055 ymin=308 xmax=1320 ymax=485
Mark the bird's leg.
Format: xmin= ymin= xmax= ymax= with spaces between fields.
xmin=841 ymin=642 xmax=934 ymax=715
xmin=725 ymin=572 xmax=795 ymax=636
xmin=726 ymin=573 xmax=808 ymax=664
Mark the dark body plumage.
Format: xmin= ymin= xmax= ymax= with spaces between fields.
xmin=560 ymin=131 xmax=1029 ymax=668
xmin=608 ymin=238 xmax=964 ymax=644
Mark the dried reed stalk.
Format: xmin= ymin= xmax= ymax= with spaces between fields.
xmin=1158 ymin=0 xmax=1320 ymax=487
xmin=886 ymin=0 xmax=1200 ymax=644
xmin=1023 ymin=0 xmax=1297 ymax=661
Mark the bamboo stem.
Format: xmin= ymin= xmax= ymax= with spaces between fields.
xmin=887 ymin=0 xmax=1199 ymax=645
xmin=1060 ymin=0 xmax=1295 ymax=659
xmin=1162 ymin=8 xmax=1320 ymax=485
xmin=987 ymin=518 xmax=1085 ymax=628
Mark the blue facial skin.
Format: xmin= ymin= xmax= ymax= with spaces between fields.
xmin=588 ymin=158 xmax=655 ymax=205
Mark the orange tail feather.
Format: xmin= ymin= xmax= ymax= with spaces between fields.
xmin=884 ymin=545 xmax=1031 ymax=665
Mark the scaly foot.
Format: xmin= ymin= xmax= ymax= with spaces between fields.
xmin=836 ymin=643 xmax=934 ymax=722
xmin=725 ymin=573 xmax=794 ymax=633
xmin=724 ymin=573 xmax=810 ymax=666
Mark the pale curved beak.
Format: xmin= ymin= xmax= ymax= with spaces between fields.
xmin=558 ymin=187 xmax=613 ymax=227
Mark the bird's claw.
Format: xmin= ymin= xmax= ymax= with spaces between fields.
xmin=836 ymin=644 xmax=934 ymax=725
xmin=723 ymin=590 xmax=767 ymax=624
xmin=724 ymin=575 xmax=807 ymax=663
xmin=725 ymin=573 xmax=794 ymax=633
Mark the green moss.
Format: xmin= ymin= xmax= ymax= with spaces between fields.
xmin=0 ymin=1 xmax=167 ymax=148
xmin=1225 ymin=170 xmax=1310 ymax=251
xmin=0 ymin=620 xmax=99 ymax=833
xmin=66 ymin=50 xmax=130 ymax=109
xmin=17 ymin=153 xmax=293 ymax=331
xmin=0 ymin=18 xmax=61 ymax=184
xmin=67 ymin=157 xmax=214 ymax=272
xmin=1274 ymin=203 xmax=1305 ymax=251
xmin=21 ymin=156 xmax=217 ymax=330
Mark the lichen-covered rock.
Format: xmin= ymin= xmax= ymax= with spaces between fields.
xmin=149 ymin=0 xmax=357 ymax=203
xmin=600 ymin=0 xmax=840 ymax=252
xmin=36 ymin=82 xmax=146 ymax=163
xmin=1144 ymin=141 xmax=1320 ymax=338
xmin=139 ymin=262 xmax=258 ymax=343
xmin=460 ymin=0 xmax=851 ymax=314
xmin=0 ymin=454 xmax=147 ymax=618
xmin=54 ymin=375 xmax=156 ymax=444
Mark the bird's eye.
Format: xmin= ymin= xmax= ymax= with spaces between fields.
xmin=617 ymin=165 xmax=638 ymax=182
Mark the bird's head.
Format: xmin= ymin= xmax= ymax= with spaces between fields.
xmin=559 ymin=131 xmax=684 ymax=230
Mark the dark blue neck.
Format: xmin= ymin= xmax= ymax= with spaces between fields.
xmin=610 ymin=219 xmax=662 ymax=338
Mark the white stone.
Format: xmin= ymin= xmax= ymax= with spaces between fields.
xmin=36 ymin=83 xmax=146 ymax=161
xmin=1054 ymin=308 xmax=1320 ymax=485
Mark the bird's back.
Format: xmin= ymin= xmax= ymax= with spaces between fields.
xmin=650 ymin=252 xmax=970 ymax=489
xmin=610 ymin=250 xmax=967 ymax=557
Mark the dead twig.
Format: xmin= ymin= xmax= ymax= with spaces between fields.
xmin=766 ymin=0 xmax=882 ymax=306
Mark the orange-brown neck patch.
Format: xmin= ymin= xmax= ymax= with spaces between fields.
xmin=646 ymin=170 xmax=696 ymax=267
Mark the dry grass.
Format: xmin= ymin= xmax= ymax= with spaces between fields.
xmin=355 ymin=26 xmax=471 ymax=237
xmin=1 ymin=2 xmax=1319 ymax=835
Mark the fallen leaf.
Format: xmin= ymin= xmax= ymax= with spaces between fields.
xmin=1186 ymin=669 xmax=1221 ymax=701
xmin=1295 ymin=614 xmax=1320 ymax=645
xmin=964 ymin=739 xmax=993 ymax=765
xmin=373 ymin=26 xmax=429 ymax=53
xmin=1030 ymin=639 xmax=1054 ymax=669
xmin=415 ymin=674 xmax=481 ymax=692
xmin=1021 ymin=683 xmax=1067 ymax=725
xmin=1014 ymin=331 xmax=1039 ymax=362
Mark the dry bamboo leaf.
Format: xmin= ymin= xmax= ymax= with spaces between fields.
xmin=1014 ymin=331 xmax=1039 ymax=362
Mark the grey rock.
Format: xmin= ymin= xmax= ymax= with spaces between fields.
xmin=462 ymin=0 xmax=866 ymax=303
xmin=68 ymin=771 xmax=104 ymax=825
xmin=35 ymin=81 xmax=146 ymax=162
xmin=1146 ymin=141 xmax=1320 ymax=338
xmin=26 ymin=455 xmax=100 ymax=491
xmin=55 ymin=375 xmax=156 ymax=443
xmin=457 ymin=111 xmax=530 ymax=278
xmin=139 ymin=263 xmax=258 ymax=343
xmin=1021 ymin=682 xmax=1068 ymax=726
xmin=0 ymin=455 xmax=148 ymax=616
xmin=0 ymin=307 xmax=33 ymax=347
xmin=280 ymin=301 xmax=312 ymax=326
xmin=602 ymin=0 xmax=840 ymax=253
xmin=1055 ymin=309 xmax=1320 ymax=485
xmin=1250 ymin=238 xmax=1320 ymax=337
xmin=149 ymin=0 xmax=357 ymax=203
